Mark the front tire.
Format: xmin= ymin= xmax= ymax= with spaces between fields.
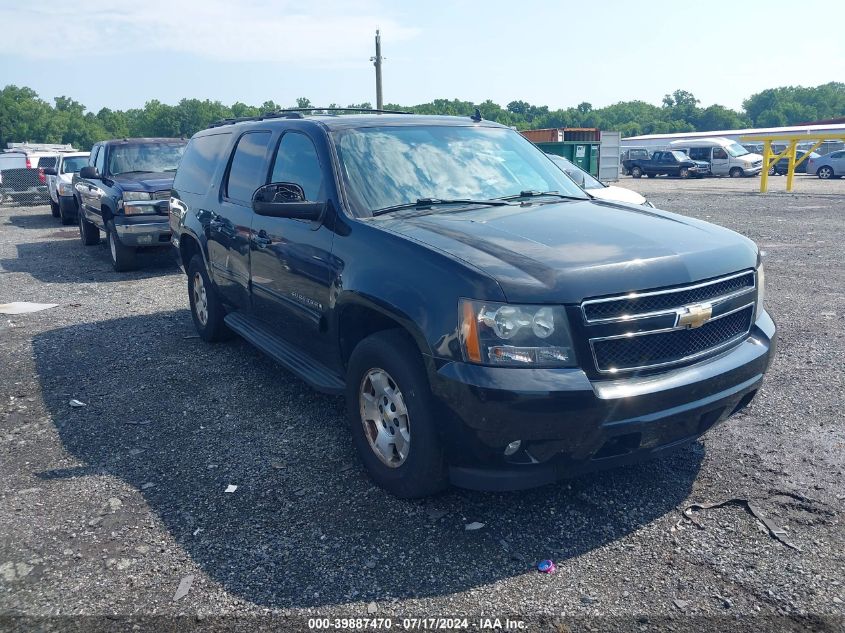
xmin=631 ymin=166 xmax=643 ymax=178
xmin=729 ymin=167 xmax=743 ymax=178
xmin=58 ymin=197 xmax=76 ymax=225
xmin=817 ymin=166 xmax=834 ymax=179
xmin=50 ymin=199 xmax=60 ymax=217
xmin=679 ymin=167 xmax=690 ymax=179
xmin=78 ymin=210 xmax=100 ymax=245
xmin=187 ymin=254 xmax=231 ymax=342
xmin=346 ymin=330 xmax=448 ymax=498
xmin=106 ymin=221 xmax=137 ymax=272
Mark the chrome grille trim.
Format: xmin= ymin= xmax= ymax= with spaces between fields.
xmin=581 ymin=269 xmax=755 ymax=324
xmin=589 ymin=302 xmax=755 ymax=374
xmin=153 ymin=190 xmax=171 ymax=200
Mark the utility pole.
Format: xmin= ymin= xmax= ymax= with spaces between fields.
xmin=371 ymin=29 xmax=383 ymax=110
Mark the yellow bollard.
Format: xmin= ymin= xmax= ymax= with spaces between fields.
xmin=761 ymin=141 xmax=771 ymax=193
xmin=785 ymin=140 xmax=798 ymax=192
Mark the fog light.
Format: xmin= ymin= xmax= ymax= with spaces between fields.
xmin=504 ymin=440 xmax=522 ymax=456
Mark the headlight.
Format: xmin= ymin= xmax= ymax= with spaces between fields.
xmin=57 ymin=181 xmax=74 ymax=196
xmin=123 ymin=191 xmax=152 ymax=201
xmin=754 ymin=264 xmax=765 ymax=321
xmin=460 ymin=299 xmax=576 ymax=367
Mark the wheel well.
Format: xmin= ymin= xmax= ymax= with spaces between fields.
xmin=101 ymin=204 xmax=113 ymax=223
xmin=179 ymin=234 xmax=202 ymax=274
xmin=338 ymin=305 xmax=420 ymax=368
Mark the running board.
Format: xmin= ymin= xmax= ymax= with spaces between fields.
xmin=224 ymin=312 xmax=345 ymax=395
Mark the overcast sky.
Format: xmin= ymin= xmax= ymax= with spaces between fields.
xmin=2 ymin=0 xmax=843 ymax=113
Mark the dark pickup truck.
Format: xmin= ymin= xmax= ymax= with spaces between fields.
xmin=171 ymin=111 xmax=775 ymax=498
xmin=74 ymin=138 xmax=187 ymax=271
xmin=624 ymin=150 xmax=708 ymax=179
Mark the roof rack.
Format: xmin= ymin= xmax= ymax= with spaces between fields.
xmin=207 ymin=107 xmax=412 ymax=129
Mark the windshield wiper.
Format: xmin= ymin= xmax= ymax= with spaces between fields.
xmin=372 ymin=197 xmax=513 ymax=217
xmin=497 ymin=190 xmax=587 ymax=201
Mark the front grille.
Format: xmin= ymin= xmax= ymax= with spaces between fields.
xmin=592 ymin=305 xmax=753 ymax=373
xmin=583 ymin=271 xmax=754 ymax=322
xmin=153 ymin=190 xmax=170 ymax=200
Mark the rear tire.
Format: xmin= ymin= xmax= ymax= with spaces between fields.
xmin=346 ymin=330 xmax=448 ymax=498
xmin=631 ymin=166 xmax=643 ymax=178
xmin=187 ymin=254 xmax=231 ymax=342
xmin=50 ymin=200 xmax=60 ymax=217
xmin=78 ymin=210 xmax=100 ymax=245
xmin=729 ymin=167 xmax=743 ymax=178
xmin=817 ymin=166 xmax=834 ymax=179
xmin=106 ymin=220 xmax=137 ymax=272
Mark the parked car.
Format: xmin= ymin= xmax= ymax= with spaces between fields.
xmin=620 ymin=147 xmax=650 ymax=175
xmin=170 ymin=112 xmax=775 ymax=498
xmin=546 ymin=153 xmax=653 ymax=206
xmin=624 ymin=150 xmax=707 ymax=179
xmin=74 ymin=138 xmax=187 ymax=271
xmin=44 ymin=152 xmax=90 ymax=223
xmin=768 ymin=150 xmax=820 ymax=176
xmin=798 ymin=140 xmax=844 ymax=156
xmin=805 ymin=150 xmax=845 ymax=179
xmin=669 ymin=138 xmax=763 ymax=178
xmin=0 ymin=151 xmax=58 ymax=205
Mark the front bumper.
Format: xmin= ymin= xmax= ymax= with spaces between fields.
xmin=743 ymin=165 xmax=763 ymax=176
xmin=429 ymin=311 xmax=776 ymax=491
xmin=113 ymin=217 xmax=172 ymax=247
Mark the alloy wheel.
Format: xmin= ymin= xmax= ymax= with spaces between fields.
xmin=192 ymin=272 xmax=209 ymax=326
xmin=359 ymin=368 xmax=411 ymax=468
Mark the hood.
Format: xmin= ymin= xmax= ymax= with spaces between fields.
xmin=741 ymin=152 xmax=763 ymax=164
xmin=110 ymin=172 xmax=175 ymax=193
xmin=376 ymin=199 xmax=758 ymax=303
xmin=589 ymin=185 xmax=647 ymax=206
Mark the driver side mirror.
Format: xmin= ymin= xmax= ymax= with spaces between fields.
xmin=79 ymin=166 xmax=100 ymax=179
xmin=252 ymin=182 xmax=325 ymax=221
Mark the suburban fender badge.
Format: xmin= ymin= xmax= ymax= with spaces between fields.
xmin=677 ymin=303 xmax=713 ymax=329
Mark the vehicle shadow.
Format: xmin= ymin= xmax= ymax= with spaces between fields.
xmin=33 ymin=310 xmax=703 ymax=608
xmin=5 ymin=212 xmax=58 ymax=230
xmin=0 ymin=238 xmax=179 ymax=283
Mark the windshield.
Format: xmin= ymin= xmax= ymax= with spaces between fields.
xmin=725 ymin=142 xmax=750 ymax=157
xmin=671 ymin=151 xmax=689 ymax=161
xmin=333 ymin=125 xmax=588 ymax=216
xmin=547 ymin=154 xmax=605 ymax=190
xmin=61 ymin=156 xmax=89 ymax=174
xmin=108 ymin=142 xmax=186 ymax=176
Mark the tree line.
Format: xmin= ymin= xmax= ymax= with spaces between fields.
xmin=1 ymin=82 xmax=843 ymax=151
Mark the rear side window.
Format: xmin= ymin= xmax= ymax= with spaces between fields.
xmin=173 ymin=133 xmax=232 ymax=194
xmin=38 ymin=156 xmax=57 ymax=169
xmin=225 ymin=131 xmax=272 ymax=203
xmin=688 ymin=148 xmax=710 ymax=161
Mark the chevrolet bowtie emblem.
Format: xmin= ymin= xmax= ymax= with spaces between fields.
xmin=677 ymin=303 xmax=713 ymax=328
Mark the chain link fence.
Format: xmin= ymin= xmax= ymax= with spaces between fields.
xmin=0 ymin=144 xmax=73 ymax=209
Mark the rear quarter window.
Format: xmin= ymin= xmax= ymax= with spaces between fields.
xmin=173 ymin=133 xmax=232 ymax=195
xmin=38 ymin=156 xmax=57 ymax=168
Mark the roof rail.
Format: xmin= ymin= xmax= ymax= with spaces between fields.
xmin=206 ymin=107 xmax=412 ymax=129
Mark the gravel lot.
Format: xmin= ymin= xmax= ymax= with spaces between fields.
xmin=1 ymin=175 xmax=843 ymax=632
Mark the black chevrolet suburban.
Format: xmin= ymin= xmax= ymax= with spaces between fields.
xmin=75 ymin=138 xmax=187 ymax=271
xmin=170 ymin=111 xmax=776 ymax=498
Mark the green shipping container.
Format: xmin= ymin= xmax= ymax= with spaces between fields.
xmin=535 ymin=141 xmax=599 ymax=177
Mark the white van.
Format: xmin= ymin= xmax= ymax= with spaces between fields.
xmin=669 ymin=137 xmax=763 ymax=177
